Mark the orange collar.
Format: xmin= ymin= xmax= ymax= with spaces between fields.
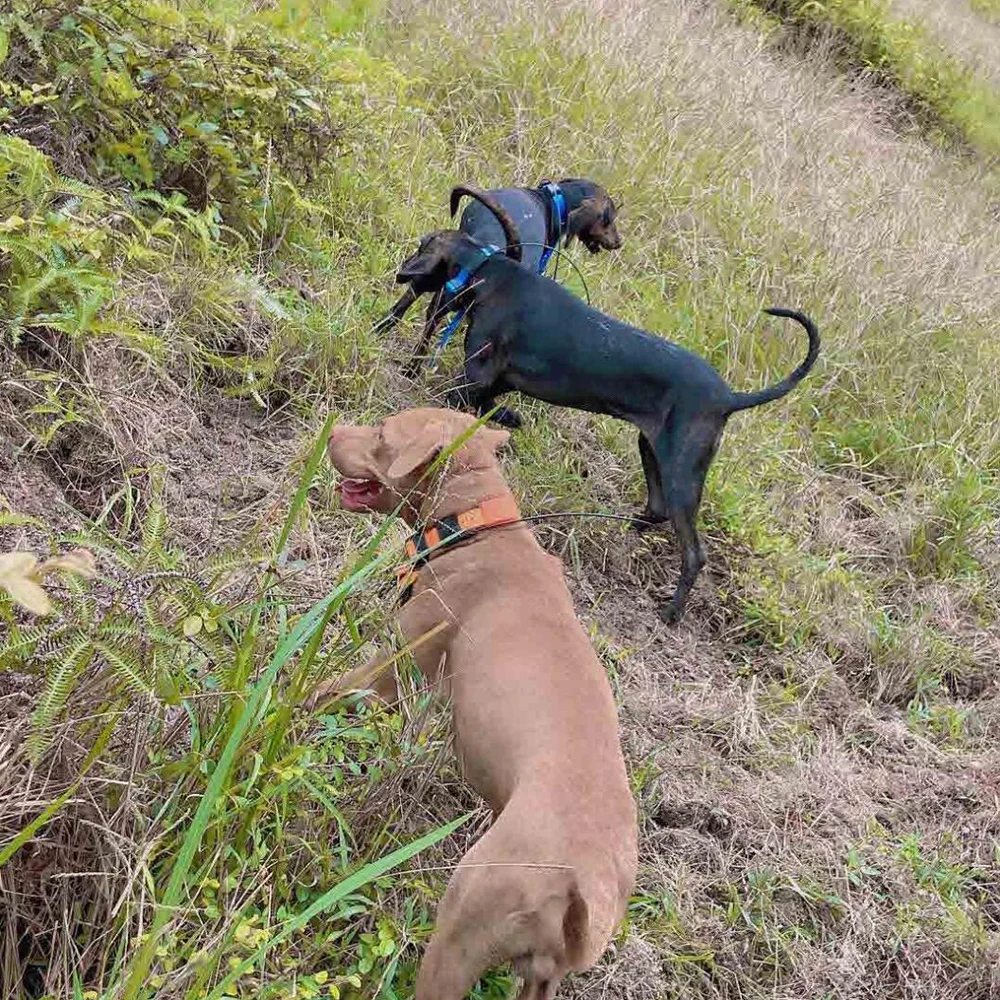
xmin=396 ymin=494 xmax=521 ymax=600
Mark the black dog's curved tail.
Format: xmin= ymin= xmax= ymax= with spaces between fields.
xmin=449 ymin=185 xmax=523 ymax=262
xmin=727 ymin=308 xmax=820 ymax=413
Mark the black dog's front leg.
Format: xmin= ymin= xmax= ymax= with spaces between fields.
xmin=374 ymin=286 xmax=418 ymax=335
xmin=444 ymin=334 xmax=522 ymax=428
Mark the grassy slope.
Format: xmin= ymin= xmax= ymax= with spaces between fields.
xmin=731 ymin=0 xmax=1000 ymax=164
xmin=1 ymin=0 xmax=999 ymax=997
xmin=890 ymin=0 xmax=1000 ymax=90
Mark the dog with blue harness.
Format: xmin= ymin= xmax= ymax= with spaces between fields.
xmin=372 ymin=180 xmax=622 ymax=376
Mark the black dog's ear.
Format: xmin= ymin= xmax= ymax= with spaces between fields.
xmin=565 ymin=197 xmax=603 ymax=245
xmin=396 ymin=242 xmax=445 ymax=285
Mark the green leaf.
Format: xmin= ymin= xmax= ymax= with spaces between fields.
xmin=203 ymin=812 xmax=471 ymax=1000
xmin=0 ymin=28 xmax=8 ymax=66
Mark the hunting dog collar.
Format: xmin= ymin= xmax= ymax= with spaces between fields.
xmin=396 ymin=494 xmax=521 ymax=602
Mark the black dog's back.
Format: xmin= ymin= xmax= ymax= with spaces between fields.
xmin=461 ymin=189 xmax=547 ymax=271
xmin=480 ymin=262 xmax=735 ymax=426
xmin=455 ymin=252 xmax=819 ymax=623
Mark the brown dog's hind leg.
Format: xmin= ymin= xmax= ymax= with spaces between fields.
xmin=308 ymin=653 xmax=399 ymax=710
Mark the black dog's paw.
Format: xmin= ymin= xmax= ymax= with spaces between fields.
xmin=659 ymin=601 xmax=684 ymax=626
xmin=630 ymin=513 xmax=663 ymax=532
xmin=489 ymin=407 xmax=522 ymax=429
xmin=444 ymin=389 xmax=471 ymax=411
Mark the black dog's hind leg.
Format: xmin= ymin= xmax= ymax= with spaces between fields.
xmin=632 ymin=432 xmax=668 ymax=530
xmin=402 ymin=290 xmax=447 ymax=378
xmin=649 ymin=417 xmax=722 ymax=624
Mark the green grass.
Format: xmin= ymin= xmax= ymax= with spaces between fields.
xmin=969 ymin=0 xmax=1000 ymax=21
xmin=2 ymin=0 xmax=999 ymax=996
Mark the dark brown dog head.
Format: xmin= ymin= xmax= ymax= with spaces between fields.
xmin=328 ymin=408 xmax=509 ymax=524
xmin=394 ymin=226 xmax=519 ymax=297
xmin=558 ymin=179 xmax=622 ymax=254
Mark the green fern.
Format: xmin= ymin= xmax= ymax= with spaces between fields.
xmin=0 ymin=621 xmax=59 ymax=660
xmin=0 ymin=511 xmax=45 ymax=529
xmin=92 ymin=640 xmax=155 ymax=699
xmin=28 ymin=634 xmax=94 ymax=762
xmin=139 ymin=499 xmax=167 ymax=565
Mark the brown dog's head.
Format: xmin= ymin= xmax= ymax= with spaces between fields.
xmin=559 ymin=178 xmax=622 ymax=255
xmin=328 ymin=408 xmax=509 ymax=523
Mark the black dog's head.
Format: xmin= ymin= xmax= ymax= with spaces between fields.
xmin=396 ymin=230 xmax=502 ymax=293
xmin=559 ymin=178 xmax=622 ymax=254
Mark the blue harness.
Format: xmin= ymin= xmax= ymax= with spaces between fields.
xmin=537 ymin=181 xmax=568 ymax=274
xmin=432 ymin=244 xmax=503 ymax=362
xmin=431 ymin=183 xmax=568 ymax=365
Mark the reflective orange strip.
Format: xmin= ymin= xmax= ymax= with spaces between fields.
xmin=456 ymin=507 xmax=485 ymax=531
xmin=479 ymin=495 xmax=520 ymax=526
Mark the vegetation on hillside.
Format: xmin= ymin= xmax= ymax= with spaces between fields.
xmin=1 ymin=0 xmax=998 ymax=997
xmin=733 ymin=0 xmax=1000 ymax=162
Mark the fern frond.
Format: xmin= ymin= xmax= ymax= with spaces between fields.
xmin=0 ymin=234 xmax=48 ymax=271
xmin=93 ymin=640 xmax=155 ymax=699
xmin=0 ymin=622 xmax=57 ymax=661
xmin=14 ymin=16 xmax=45 ymax=62
xmin=142 ymin=596 xmax=166 ymax=632
xmin=139 ymin=502 xmax=167 ymax=563
xmin=27 ymin=634 xmax=93 ymax=762
xmin=0 ymin=511 xmax=45 ymax=529
xmin=201 ymin=547 xmax=267 ymax=583
xmin=186 ymin=630 xmax=226 ymax=667
xmin=54 ymin=176 xmax=106 ymax=204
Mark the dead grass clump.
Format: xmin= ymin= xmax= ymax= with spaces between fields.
xmin=0 ymin=703 xmax=145 ymax=997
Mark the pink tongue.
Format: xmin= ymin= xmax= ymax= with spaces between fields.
xmin=339 ymin=479 xmax=382 ymax=511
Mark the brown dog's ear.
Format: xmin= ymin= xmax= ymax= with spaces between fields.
xmin=385 ymin=421 xmax=448 ymax=482
xmin=565 ymin=197 xmax=602 ymax=245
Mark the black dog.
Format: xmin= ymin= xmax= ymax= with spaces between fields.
xmin=392 ymin=230 xmax=820 ymax=623
xmin=374 ymin=181 xmax=622 ymax=374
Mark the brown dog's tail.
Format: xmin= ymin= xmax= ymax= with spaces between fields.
xmin=727 ymin=308 xmax=820 ymax=413
xmin=449 ymin=185 xmax=523 ymax=262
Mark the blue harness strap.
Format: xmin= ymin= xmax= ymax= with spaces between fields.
xmin=537 ymin=181 xmax=568 ymax=275
xmin=431 ymin=244 xmax=501 ymax=366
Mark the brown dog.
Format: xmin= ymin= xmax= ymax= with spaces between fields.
xmin=317 ymin=408 xmax=637 ymax=1000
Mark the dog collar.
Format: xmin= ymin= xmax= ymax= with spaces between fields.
xmin=444 ymin=244 xmax=502 ymax=297
xmin=538 ymin=182 xmax=568 ymax=273
xmin=396 ymin=495 xmax=521 ymax=601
